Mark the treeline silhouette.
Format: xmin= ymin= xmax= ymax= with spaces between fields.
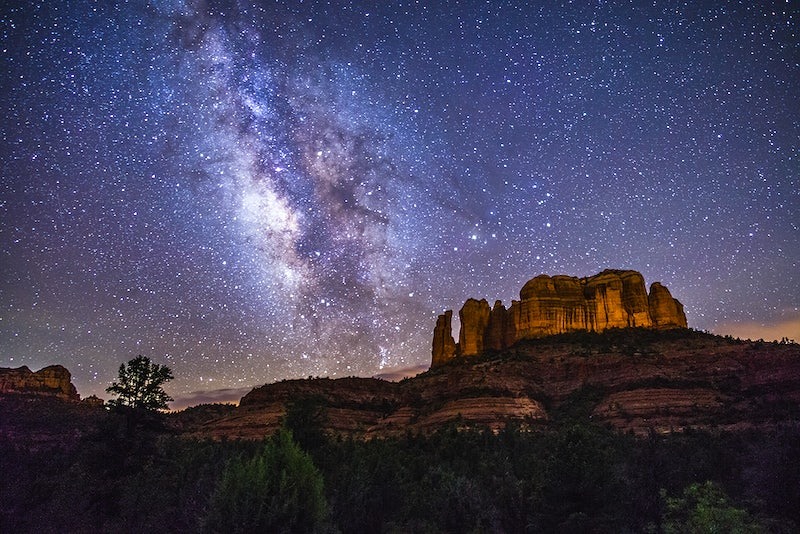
xmin=2 ymin=395 xmax=798 ymax=532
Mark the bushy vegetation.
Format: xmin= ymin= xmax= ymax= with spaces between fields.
xmin=204 ymin=428 xmax=329 ymax=533
xmin=2 ymin=400 xmax=799 ymax=533
xmin=106 ymin=355 xmax=174 ymax=412
xmin=661 ymin=481 xmax=763 ymax=533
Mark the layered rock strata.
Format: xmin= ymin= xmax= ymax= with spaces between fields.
xmin=0 ymin=365 xmax=80 ymax=401
xmin=175 ymin=331 xmax=800 ymax=440
xmin=432 ymin=269 xmax=686 ymax=366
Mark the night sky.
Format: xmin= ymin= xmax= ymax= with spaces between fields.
xmin=1 ymin=1 xmax=797 ymax=407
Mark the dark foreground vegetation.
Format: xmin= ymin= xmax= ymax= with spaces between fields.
xmin=1 ymin=397 xmax=799 ymax=534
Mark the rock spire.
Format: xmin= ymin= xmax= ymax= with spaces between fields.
xmin=432 ymin=269 xmax=687 ymax=367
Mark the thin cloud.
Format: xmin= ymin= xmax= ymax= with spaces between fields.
xmin=373 ymin=364 xmax=429 ymax=382
xmin=170 ymin=386 xmax=253 ymax=411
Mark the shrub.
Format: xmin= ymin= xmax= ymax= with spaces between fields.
xmin=204 ymin=429 xmax=328 ymax=533
xmin=661 ymin=481 xmax=763 ymax=533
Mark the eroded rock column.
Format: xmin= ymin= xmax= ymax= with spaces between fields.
xmin=648 ymin=282 xmax=688 ymax=329
xmin=432 ymin=310 xmax=457 ymax=367
xmin=458 ymin=299 xmax=491 ymax=357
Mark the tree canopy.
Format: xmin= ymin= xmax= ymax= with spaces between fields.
xmin=204 ymin=428 xmax=329 ymax=533
xmin=662 ymin=481 xmax=764 ymax=533
xmin=106 ymin=355 xmax=174 ymax=411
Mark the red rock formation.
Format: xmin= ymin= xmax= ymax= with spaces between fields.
xmin=431 ymin=310 xmax=457 ymax=367
xmin=513 ymin=274 xmax=589 ymax=338
xmin=649 ymin=282 xmax=688 ymax=329
xmin=176 ymin=331 xmax=800 ymax=440
xmin=432 ymin=269 xmax=687 ymax=367
xmin=593 ymin=388 xmax=723 ymax=424
xmin=0 ymin=365 xmax=79 ymax=401
xmin=458 ymin=298 xmax=491 ymax=357
xmin=619 ymin=271 xmax=654 ymax=327
xmin=584 ymin=270 xmax=655 ymax=330
xmin=584 ymin=271 xmax=628 ymax=330
xmin=414 ymin=397 xmax=547 ymax=433
xmin=486 ymin=300 xmax=515 ymax=351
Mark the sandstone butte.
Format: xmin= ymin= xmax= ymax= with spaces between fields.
xmin=5 ymin=269 xmax=800 ymax=442
xmin=0 ymin=364 xmax=80 ymax=402
xmin=5 ymin=332 xmax=800 ymax=443
xmin=432 ymin=269 xmax=687 ymax=367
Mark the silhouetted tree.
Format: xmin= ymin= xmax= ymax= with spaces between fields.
xmin=284 ymin=396 xmax=327 ymax=452
xmin=106 ymin=355 xmax=174 ymax=412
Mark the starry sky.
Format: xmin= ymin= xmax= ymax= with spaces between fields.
xmin=1 ymin=1 xmax=797 ymax=407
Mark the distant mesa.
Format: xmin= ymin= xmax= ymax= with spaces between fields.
xmin=432 ymin=269 xmax=687 ymax=367
xmin=0 ymin=364 xmax=80 ymax=402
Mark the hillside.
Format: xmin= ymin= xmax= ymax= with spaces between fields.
xmin=174 ymin=329 xmax=800 ymax=440
xmin=3 ymin=330 xmax=800 ymax=532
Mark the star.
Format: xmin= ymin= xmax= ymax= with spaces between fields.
xmin=0 ymin=1 xmax=797 ymax=405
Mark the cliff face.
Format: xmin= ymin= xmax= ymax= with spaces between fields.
xmin=458 ymin=299 xmax=491 ymax=357
xmin=433 ymin=269 xmax=687 ymax=365
xmin=648 ymin=282 xmax=687 ymax=329
xmin=431 ymin=310 xmax=457 ymax=367
xmin=0 ymin=365 xmax=79 ymax=401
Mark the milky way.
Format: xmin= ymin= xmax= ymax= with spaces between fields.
xmin=1 ymin=1 xmax=797 ymax=405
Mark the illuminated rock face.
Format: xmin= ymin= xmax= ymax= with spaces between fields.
xmin=432 ymin=269 xmax=687 ymax=365
xmin=0 ymin=365 xmax=79 ymax=401
xmin=487 ymin=300 xmax=515 ymax=351
xmin=513 ymin=274 xmax=590 ymax=338
xmin=458 ymin=299 xmax=491 ymax=357
xmin=648 ymin=282 xmax=688 ymax=329
xmin=431 ymin=310 xmax=457 ymax=368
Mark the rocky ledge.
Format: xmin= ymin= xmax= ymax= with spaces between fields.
xmin=433 ymin=269 xmax=686 ymax=367
xmin=0 ymin=366 xmax=103 ymax=449
xmin=0 ymin=365 xmax=80 ymax=402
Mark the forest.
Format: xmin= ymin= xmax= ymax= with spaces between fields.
xmin=2 ymin=392 xmax=798 ymax=533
